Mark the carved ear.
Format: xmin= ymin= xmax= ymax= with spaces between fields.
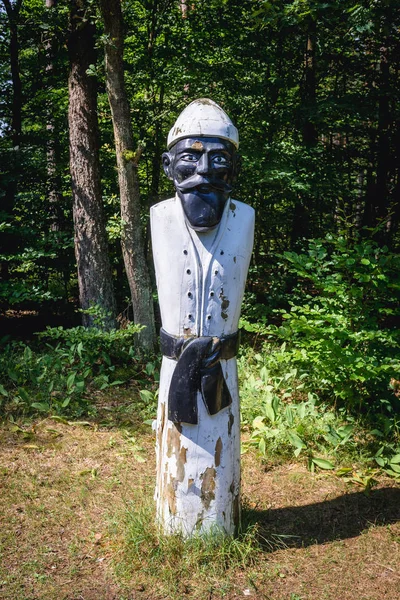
xmin=162 ymin=152 xmax=173 ymax=180
xmin=232 ymin=153 xmax=241 ymax=182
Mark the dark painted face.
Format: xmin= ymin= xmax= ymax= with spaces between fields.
xmin=162 ymin=137 xmax=238 ymax=231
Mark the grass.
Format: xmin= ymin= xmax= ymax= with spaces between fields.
xmin=0 ymin=390 xmax=400 ymax=599
xmin=112 ymin=499 xmax=263 ymax=599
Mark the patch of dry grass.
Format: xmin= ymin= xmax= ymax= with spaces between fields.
xmin=0 ymin=409 xmax=399 ymax=600
xmin=0 ymin=416 xmax=152 ymax=600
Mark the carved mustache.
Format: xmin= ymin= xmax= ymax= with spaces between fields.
xmin=175 ymin=175 xmax=233 ymax=194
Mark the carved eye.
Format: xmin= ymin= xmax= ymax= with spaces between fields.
xmin=213 ymin=155 xmax=229 ymax=166
xmin=180 ymin=153 xmax=198 ymax=162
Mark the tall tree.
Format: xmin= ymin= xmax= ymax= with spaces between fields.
xmin=2 ymin=0 xmax=21 ymax=146
xmin=68 ymin=0 xmax=117 ymax=330
xmin=1 ymin=0 xmax=22 ymax=280
xmin=99 ymin=0 xmax=156 ymax=350
xmin=44 ymin=0 xmax=63 ymax=232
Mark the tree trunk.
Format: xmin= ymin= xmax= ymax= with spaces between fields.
xmin=99 ymin=0 xmax=156 ymax=350
xmin=3 ymin=0 xmax=22 ymax=147
xmin=362 ymin=35 xmax=393 ymax=236
xmin=301 ymin=17 xmax=317 ymax=145
xmin=67 ymin=0 xmax=117 ymax=330
xmin=44 ymin=0 xmax=63 ymax=232
xmin=375 ymin=42 xmax=390 ymax=225
xmin=1 ymin=0 xmax=23 ymax=280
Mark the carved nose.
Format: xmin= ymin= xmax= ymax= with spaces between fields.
xmin=196 ymin=154 xmax=210 ymax=175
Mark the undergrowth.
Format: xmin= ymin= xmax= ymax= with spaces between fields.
xmin=241 ymin=229 xmax=400 ymax=415
xmin=1 ymin=229 xmax=399 ymax=483
xmin=239 ymin=347 xmax=400 ymax=482
xmin=240 ymin=229 xmax=400 ymax=481
xmin=0 ymin=323 xmax=159 ymax=418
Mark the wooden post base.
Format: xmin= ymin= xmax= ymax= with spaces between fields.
xmin=155 ymin=356 xmax=241 ymax=537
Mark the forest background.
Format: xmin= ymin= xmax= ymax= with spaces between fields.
xmin=1 ymin=0 xmax=400 ymax=477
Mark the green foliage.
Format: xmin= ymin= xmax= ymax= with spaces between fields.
xmin=240 ymin=352 xmax=354 ymax=469
xmin=241 ymin=230 xmax=400 ymax=476
xmin=244 ymin=230 xmax=400 ymax=414
xmin=1 ymin=0 xmax=400 ymax=483
xmin=2 ymin=0 xmax=400 ymax=321
xmin=0 ymin=323 xmax=146 ymax=417
xmin=239 ymin=348 xmax=400 ymax=479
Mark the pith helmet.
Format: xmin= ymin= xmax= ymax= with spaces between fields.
xmin=167 ymin=98 xmax=239 ymax=149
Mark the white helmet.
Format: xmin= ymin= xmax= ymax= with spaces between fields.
xmin=167 ymin=98 xmax=239 ymax=150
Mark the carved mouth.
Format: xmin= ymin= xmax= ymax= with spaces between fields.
xmin=196 ymin=184 xmax=213 ymax=193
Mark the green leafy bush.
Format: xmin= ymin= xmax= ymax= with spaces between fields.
xmin=239 ymin=350 xmax=400 ymax=479
xmin=245 ymin=231 xmax=400 ymax=415
xmin=0 ymin=323 xmax=146 ymax=416
xmin=239 ymin=231 xmax=400 ymax=476
xmin=239 ymin=352 xmax=356 ymax=470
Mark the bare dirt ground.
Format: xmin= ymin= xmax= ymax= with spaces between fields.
xmin=0 ymin=417 xmax=399 ymax=600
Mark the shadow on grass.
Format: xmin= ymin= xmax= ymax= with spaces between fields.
xmin=243 ymin=487 xmax=400 ymax=550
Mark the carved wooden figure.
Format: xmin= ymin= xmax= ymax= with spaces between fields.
xmin=151 ymin=99 xmax=254 ymax=536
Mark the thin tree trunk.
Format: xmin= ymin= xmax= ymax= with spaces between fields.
xmin=301 ymin=17 xmax=317 ymax=145
xmin=1 ymin=0 xmax=23 ymax=280
xmin=99 ymin=0 xmax=156 ymax=350
xmin=362 ymin=35 xmax=393 ymax=235
xmin=44 ymin=0 xmax=63 ymax=232
xmin=146 ymin=2 xmax=164 ymax=240
xmin=3 ymin=0 xmax=22 ymax=147
xmin=68 ymin=0 xmax=117 ymax=330
xmin=375 ymin=42 xmax=390 ymax=225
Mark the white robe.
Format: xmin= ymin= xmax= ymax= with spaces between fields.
xmin=150 ymin=195 xmax=254 ymax=535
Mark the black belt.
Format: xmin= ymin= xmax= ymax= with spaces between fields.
xmin=160 ymin=328 xmax=239 ymax=424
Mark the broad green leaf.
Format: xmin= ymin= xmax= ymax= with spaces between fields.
xmin=18 ymin=388 xmax=30 ymax=402
xmin=260 ymin=366 xmax=269 ymax=383
xmin=311 ymin=457 xmax=335 ymax=470
xmin=287 ymin=431 xmax=306 ymax=450
xmin=7 ymin=369 xmax=19 ymax=382
xmin=31 ymin=402 xmax=50 ymax=412
xmin=370 ymin=430 xmax=384 ymax=437
xmin=384 ymin=468 xmax=400 ymax=479
xmin=49 ymin=416 xmax=69 ymax=424
xmin=10 ymin=424 xmax=23 ymax=433
xmin=389 ymin=454 xmax=400 ymax=464
xmin=335 ymin=467 xmax=353 ymax=477
xmin=264 ymin=402 xmax=276 ymax=423
xmin=23 ymin=346 xmax=32 ymax=361
xmin=66 ymin=372 xmax=76 ymax=390
xmin=297 ymin=403 xmax=306 ymax=420
xmin=337 ymin=424 xmax=354 ymax=439
xmin=139 ymin=389 xmax=154 ymax=403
